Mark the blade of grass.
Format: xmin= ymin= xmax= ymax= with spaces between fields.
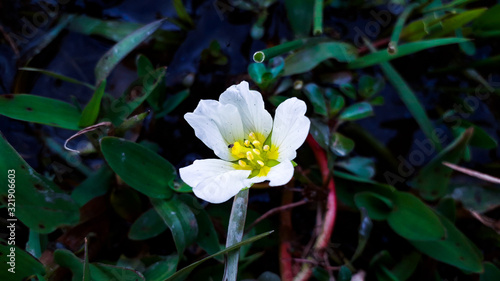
xmin=19 ymin=67 xmax=95 ymax=90
xmin=79 ymin=81 xmax=106 ymax=127
xmin=224 ymin=189 xmax=249 ymax=281
xmin=363 ymin=39 xmax=441 ymax=150
xmin=313 ymin=0 xmax=324 ymax=35
xmin=94 ymin=18 xmax=165 ymax=85
xmin=388 ymin=3 xmax=420 ymax=53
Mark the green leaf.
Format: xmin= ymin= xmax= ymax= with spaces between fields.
xmin=387 ymin=192 xmax=445 ymax=241
xmin=473 ymin=4 xmax=500 ymax=32
xmin=348 ymin=38 xmax=469 ymax=69
xmin=136 ymin=54 xmax=154 ymax=77
xmin=0 ymin=133 xmax=80 ymax=233
xmin=336 ymin=156 xmax=375 ymax=179
xmin=338 ymin=265 xmax=352 ymax=281
xmin=156 ymin=89 xmax=189 ymax=118
xmin=71 ymin=165 xmax=113 ymax=207
xmin=391 ymin=252 xmax=421 ymax=281
xmin=351 ymin=208 xmax=373 ymax=262
xmin=79 ymin=81 xmax=106 ymax=127
xmin=105 ymin=67 xmax=166 ymax=126
xmin=309 ymin=118 xmax=330 ymax=150
xmin=151 ymin=197 xmax=198 ymax=254
xmin=173 ymin=0 xmax=194 ymax=27
xmin=326 ymin=90 xmax=345 ymax=115
xmin=330 ymin=132 xmax=355 ymax=157
xmin=0 ymin=240 xmax=45 ymax=280
xmin=164 ymin=231 xmax=274 ymax=281
xmin=374 ymin=56 xmax=441 ymax=151
xmin=284 ymin=42 xmax=357 ymax=76
xmin=354 ymin=192 xmax=394 ymax=221
xmin=284 ymin=0 xmax=314 ymax=37
xmin=100 ymin=137 xmax=176 ymax=199
xmin=339 ymin=102 xmax=374 ymax=121
xmin=143 ymin=255 xmax=179 ymax=281
xmin=303 ymin=83 xmax=328 ymax=116
xmin=453 ymin=120 xmax=498 ymax=149
xmin=179 ymin=194 xmax=221 ymax=255
xmin=481 ymin=262 xmax=500 ymax=281
xmin=413 ymin=128 xmax=473 ymax=200
xmin=95 ymin=18 xmax=165 ymax=85
xmin=359 ymin=75 xmax=385 ymax=98
xmin=436 ymin=197 xmax=456 ymax=222
xmin=0 ymin=94 xmax=81 ymax=130
xmin=128 ymin=208 xmax=168 ymax=241
xmin=248 ymin=63 xmax=267 ymax=84
xmin=54 ymin=249 xmax=146 ymax=281
xmin=450 ymin=184 xmax=500 ymax=213
xmin=26 ymin=230 xmax=46 ymax=259
xmin=19 ymin=67 xmax=95 ymax=90
xmin=411 ymin=214 xmax=483 ymax=273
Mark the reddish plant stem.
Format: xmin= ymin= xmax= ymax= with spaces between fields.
xmin=279 ymin=185 xmax=295 ymax=281
xmin=306 ymin=135 xmax=337 ymax=254
xmin=357 ymin=37 xmax=390 ymax=55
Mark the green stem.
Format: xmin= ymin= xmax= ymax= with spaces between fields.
xmin=253 ymin=39 xmax=306 ymax=63
xmin=388 ymin=3 xmax=419 ymax=54
xmin=224 ymin=188 xmax=250 ymax=281
xmin=313 ymin=0 xmax=324 ymax=35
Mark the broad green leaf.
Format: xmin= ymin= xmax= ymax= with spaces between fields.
xmin=71 ymin=165 xmax=113 ymax=207
xmin=136 ymin=55 xmax=163 ymax=110
xmin=339 ymin=102 xmax=373 ymax=121
xmin=0 ymin=240 xmax=45 ymax=280
xmin=326 ymin=91 xmax=345 ymax=115
xmin=68 ymin=14 xmax=143 ymax=42
xmin=143 ymin=255 xmax=179 ymax=281
xmin=358 ymin=75 xmax=376 ymax=98
xmin=310 ymin=118 xmax=330 ymax=149
xmin=284 ymin=0 xmax=314 ymax=37
xmin=391 ymin=252 xmax=421 ymax=281
xmin=164 ymin=231 xmax=273 ymax=281
xmin=330 ymin=132 xmax=355 ymax=157
xmin=79 ymin=81 xmax=106 ymax=127
xmin=473 ymin=4 xmax=500 ymax=31
xmin=453 ymin=120 xmax=497 ymax=149
xmin=136 ymin=54 xmax=155 ymax=77
xmin=179 ymin=194 xmax=221 ymax=255
xmin=54 ymin=249 xmax=145 ymax=281
xmin=436 ymin=197 xmax=456 ymax=222
xmin=156 ymin=89 xmax=189 ymax=118
xmin=100 ymin=137 xmax=176 ymax=199
xmin=0 ymin=94 xmax=81 ymax=130
xmin=348 ymin=38 xmax=469 ymax=69
xmin=387 ymin=192 xmax=445 ymax=241
xmin=413 ymin=128 xmax=473 ymax=200
xmin=128 ymin=208 xmax=168 ymax=241
xmin=481 ymin=262 xmax=500 ymax=281
xmin=354 ymin=192 xmax=393 ymax=220
xmin=95 ymin=18 xmax=165 ymax=85
xmin=0 ymin=133 xmax=80 ymax=233
xmin=375 ymin=56 xmax=441 ymax=151
xmin=151 ymin=197 xmax=198 ymax=254
xmin=337 ymin=156 xmax=375 ymax=179
xmin=284 ymin=42 xmax=357 ymax=76
xmin=303 ymin=83 xmax=328 ymax=116
xmin=105 ymin=67 xmax=166 ymax=126
xmin=411 ymin=214 xmax=483 ymax=273
xmin=19 ymin=67 xmax=95 ymax=90
xmin=450 ymin=184 xmax=500 ymax=213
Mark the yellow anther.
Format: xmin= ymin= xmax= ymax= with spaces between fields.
xmin=238 ymin=160 xmax=247 ymax=167
xmin=253 ymin=149 xmax=261 ymax=155
xmin=257 ymin=160 xmax=265 ymax=167
xmin=246 ymin=151 xmax=254 ymax=161
xmin=244 ymin=140 xmax=250 ymax=146
xmin=252 ymin=140 xmax=261 ymax=146
xmin=263 ymin=145 xmax=270 ymax=151
xmin=249 ymin=132 xmax=256 ymax=140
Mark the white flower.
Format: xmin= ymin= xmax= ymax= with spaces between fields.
xmin=179 ymin=81 xmax=310 ymax=203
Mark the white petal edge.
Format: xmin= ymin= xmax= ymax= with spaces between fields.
xmin=179 ymin=159 xmax=252 ymax=204
xmin=271 ymin=98 xmax=311 ymax=162
xmin=219 ymin=81 xmax=273 ymax=140
xmin=185 ymin=100 xmax=245 ymax=161
xmin=248 ymin=160 xmax=294 ymax=187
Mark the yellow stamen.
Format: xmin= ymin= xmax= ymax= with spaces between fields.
xmin=263 ymin=145 xmax=270 ymax=151
xmin=249 ymin=132 xmax=256 ymax=140
xmin=257 ymin=160 xmax=265 ymax=167
xmin=244 ymin=140 xmax=250 ymax=146
xmin=252 ymin=140 xmax=261 ymax=146
xmin=238 ymin=160 xmax=247 ymax=167
xmin=246 ymin=151 xmax=254 ymax=161
xmin=253 ymin=149 xmax=261 ymax=155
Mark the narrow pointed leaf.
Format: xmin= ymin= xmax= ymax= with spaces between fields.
xmin=128 ymin=208 xmax=168 ymax=241
xmin=79 ymin=81 xmax=106 ymax=127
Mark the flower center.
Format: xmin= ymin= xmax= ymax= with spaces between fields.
xmin=229 ymin=132 xmax=279 ymax=177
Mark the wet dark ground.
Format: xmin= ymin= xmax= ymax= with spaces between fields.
xmin=1 ymin=0 xmax=500 ymax=279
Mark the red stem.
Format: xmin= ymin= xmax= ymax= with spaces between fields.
xmin=279 ymin=186 xmax=295 ymax=281
xmin=306 ymin=135 xmax=337 ymax=253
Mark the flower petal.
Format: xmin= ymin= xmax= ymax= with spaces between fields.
xmin=185 ymin=100 xmax=245 ymax=161
xmin=248 ymin=161 xmax=294 ymax=186
xmin=179 ymin=159 xmax=252 ymax=204
xmin=271 ymin=98 xmax=310 ymax=161
xmin=219 ymin=81 xmax=273 ymax=140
